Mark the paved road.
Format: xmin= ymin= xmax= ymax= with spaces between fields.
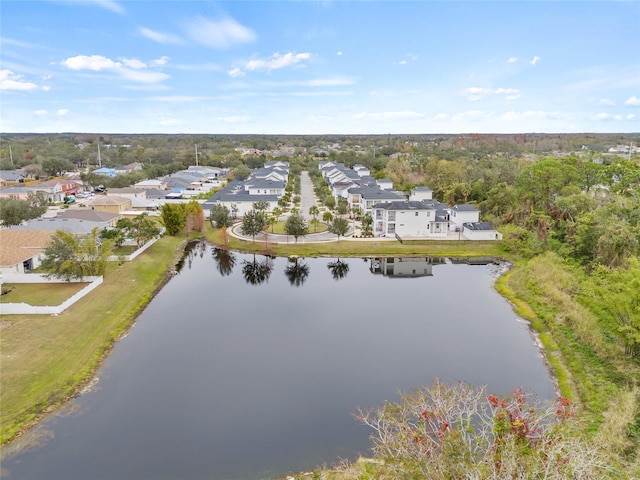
xmin=298 ymin=170 xmax=317 ymax=219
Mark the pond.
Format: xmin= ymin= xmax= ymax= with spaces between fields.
xmin=2 ymin=242 xmax=555 ymax=480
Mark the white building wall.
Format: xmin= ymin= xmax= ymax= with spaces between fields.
xmin=462 ymin=228 xmax=503 ymax=240
xmin=394 ymin=210 xmax=431 ymax=237
xmin=449 ymin=209 xmax=480 ymax=231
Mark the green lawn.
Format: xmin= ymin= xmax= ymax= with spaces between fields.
xmin=0 ymin=283 xmax=89 ymax=306
xmin=0 ymin=234 xmax=184 ymax=445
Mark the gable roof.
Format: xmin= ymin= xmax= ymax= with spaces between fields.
xmin=0 ymin=229 xmax=54 ymax=267
xmin=86 ymin=195 xmax=131 ymax=206
xmin=10 ymin=218 xmax=110 ymax=235
xmin=56 ymin=208 xmax=121 ymax=223
xmin=452 ymin=204 xmax=479 ymax=212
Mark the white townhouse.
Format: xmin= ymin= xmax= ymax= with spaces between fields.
xmin=409 ymin=186 xmax=433 ymax=202
xmin=349 ymin=186 xmax=404 ymax=216
xmin=448 ymin=204 xmax=480 ymax=232
xmin=371 ymin=200 xmax=450 ymax=238
xmin=244 ymin=178 xmax=286 ymax=196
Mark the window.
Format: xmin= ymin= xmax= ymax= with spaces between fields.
xmin=415 ymin=212 xmax=419 ymax=216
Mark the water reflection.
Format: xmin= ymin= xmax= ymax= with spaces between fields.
xmin=175 ymin=239 xmax=207 ymax=273
xmin=369 ymin=256 xmax=446 ymax=278
xmin=241 ymin=254 xmax=273 ymax=285
xmin=327 ymin=259 xmax=350 ymax=281
xmin=212 ymin=248 xmax=236 ymax=277
xmin=284 ymin=256 xmax=310 ymax=287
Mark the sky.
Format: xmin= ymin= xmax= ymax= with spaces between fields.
xmin=1 ymin=1 xmax=639 ymax=135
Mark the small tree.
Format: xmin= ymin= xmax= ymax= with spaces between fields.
xmin=329 ymin=217 xmax=349 ymax=241
xmin=0 ymin=193 xmax=48 ymax=227
xmin=210 ymin=204 xmax=232 ymax=228
xmin=241 ymin=209 xmax=267 ymax=242
xmin=41 ymin=228 xmax=113 ymax=281
xmin=309 ymin=205 xmax=320 ymax=232
xmin=252 ymin=200 xmax=270 ymax=213
xmin=160 ymin=203 xmax=186 ymax=235
xmin=361 ymin=213 xmax=373 ymax=236
xmin=337 ymin=197 xmax=348 ymax=215
xmin=284 ymin=212 xmax=308 ymax=243
xmin=322 ymin=211 xmax=333 ymax=224
xmin=128 ymin=213 xmax=160 ymax=248
xmin=184 ymin=200 xmax=205 ymax=234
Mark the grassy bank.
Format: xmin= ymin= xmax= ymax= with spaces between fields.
xmin=206 ymin=227 xmax=506 ymax=258
xmin=0 ymin=234 xmax=184 ymax=445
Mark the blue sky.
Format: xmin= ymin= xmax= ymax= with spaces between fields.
xmin=1 ymin=1 xmax=639 ymax=134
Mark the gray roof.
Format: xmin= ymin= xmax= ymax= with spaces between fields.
xmin=11 ymin=218 xmax=109 ymax=235
xmin=56 ymin=208 xmax=121 ymax=223
xmin=372 ymin=201 xmax=433 ymax=211
xmin=245 ymin=178 xmax=285 ymax=189
xmin=413 ymin=186 xmax=432 ymax=192
xmin=0 ymin=170 xmax=25 ymax=182
xmin=205 ymin=180 xmax=280 ymax=204
xmin=452 ymin=204 xmax=479 ymax=212
xmin=141 ymin=188 xmax=171 ymax=199
xmin=463 ymin=222 xmax=495 ymax=231
xmin=351 ymin=186 xmax=404 ymax=201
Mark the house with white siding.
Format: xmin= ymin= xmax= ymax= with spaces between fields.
xmin=371 ymin=200 xmax=450 ymax=238
xmin=448 ymin=204 xmax=480 ymax=232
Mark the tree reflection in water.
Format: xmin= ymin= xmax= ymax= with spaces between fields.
xmin=242 ymin=254 xmax=273 ymax=285
xmin=212 ymin=248 xmax=236 ymax=277
xmin=327 ymin=259 xmax=349 ymax=281
xmin=175 ymin=239 xmax=207 ymax=273
xmin=284 ymin=256 xmax=310 ymax=287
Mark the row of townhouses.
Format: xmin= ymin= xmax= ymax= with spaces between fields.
xmin=203 ymin=161 xmax=289 ymax=217
xmin=319 ymin=161 xmax=501 ymax=241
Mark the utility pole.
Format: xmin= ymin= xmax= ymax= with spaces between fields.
xmin=97 ymin=143 xmax=102 ymax=168
xmin=195 ymin=144 xmax=199 ymax=167
xmin=9 ymin=145 xmax=13 ymax=167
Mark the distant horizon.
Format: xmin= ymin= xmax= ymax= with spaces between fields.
xmin=1 ymin=1 xmax=638 ymax=134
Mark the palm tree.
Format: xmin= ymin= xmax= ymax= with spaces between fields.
xmin=327 ymin=259 xmax=349 ymax=281
xmin=284 ymin=257 xmax=310 ymax=287
xmin=212 ymin=248 xmax=236 ymax=277
xmin=308 ymin=205 xmax=320 ymax=232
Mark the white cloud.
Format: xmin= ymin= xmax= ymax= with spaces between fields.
xmin=61 ymin=54 xmax=169 ymax=83
xmin=245 ymin=52 xmax=311 ymax=72
xmin=305 ymin=76 xmax=354 ymax=87
xmin=593 ymin=113 xmax=622 ymax=121
xmin=598 ymin=98 xmax=616 ymax=106
xmin=507 ymin=57 xmax=517 ymax=63
xmin=62 ymin=55 xmax=121 ymax=71
xmin=627 ymin=114 xmax=637 ymax=120
xmin=530 ymin=56 xmax=541 ymax=66
xmin=461 ymin=87 xmax=520 ymax=101
xmin=57 ymin=109 xmax=69 ymax=116
xmin=122 ymin=58 xmax=147 ymax=69
xmin=93 ymin=0 xmax=125 ymax=14
xmin=625 ymin=95 xmax=640 ymax=106
xmin=34 ymin=109 xmax=48 ymax=116
xmin=185 ymin=16 xmax=256 ymax=49
xmin=151 ymin=56 xmax=170 ymax=67
xmin=63 ymin=0 xmax=125 ymax=15
xmin=227 ymin=67 xmax=244 ymax=78
xmin=0 ymin=69 xmax=39 ymax=91
xmin=139 ymin=27 xmax=184 ymax=45
xmin=336 ymin=51 xmax=343 ymax=56
xmin=354 ymin=111 xmax=425 ymax=122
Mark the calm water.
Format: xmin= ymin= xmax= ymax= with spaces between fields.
xmin=3 ymin=243 xmax=555 ymax=480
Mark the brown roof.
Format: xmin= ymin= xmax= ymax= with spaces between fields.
xmin=0 ymin=229 xmax=54 ymax=267
xmin=86 ymin=195 xmax=131 ymax=206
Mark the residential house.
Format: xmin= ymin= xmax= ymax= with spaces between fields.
xmin=349 ymin=186 xmax=404 ymax=216
xmin=10 ymin=218 xmax=110 ymax=236
xmin=409 ymin=186 xmax=433 ymax=202
xmin=0 ymin=229 xmax=54 ymax=274
xmin=107 ymin=187 xmax=148 ymax=199
xmin=92 ymin=167 xmax=117 ymax=177
xmin=376 ymin=178 xmax=394 ymax=190
xmin=55 ymin=208 xmax=121 ymax=227
xmin=371 ymin=200 xmax=450 ymax=238
xmin=0 ymin=169 xmax=25 ymax=186
xmin=448 ymin=204 xmax=480 ymax=232
xmin=85 ymin=195 xmax=132 ymax=214
xmin=203 ymin=180 xmax=279 ymax=218
xmin=134 ymin=179 xmax=167 ymax=190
